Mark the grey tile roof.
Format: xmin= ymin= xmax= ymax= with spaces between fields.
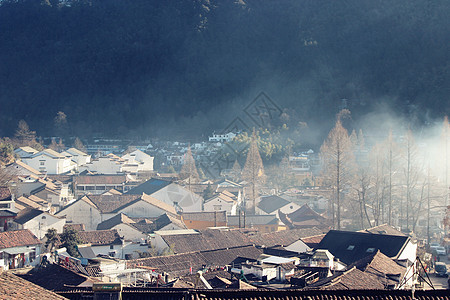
xmin=249 ymin=227 xmax=324 ymax=247
xmin=257 ymin=195 xmax=290 ymax=214
xmin=125 ymin=178 xmax=172 ymax=195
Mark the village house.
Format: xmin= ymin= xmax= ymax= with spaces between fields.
xmin=4 ymin=160 xmax=43 ymax=178
xmin=203 ymin=192 xmax=239 ymax=215
xmin=73 ymin=174 xmax=133 ymax=198
xmin=236 ymin=254 xmax=298 ymax=282
xmin=126 ymin=178 xmax=204 ymax=213
xmin=12 ymin=208 xmax=66 ymax=239
xmin=56 ymin=193 xmax=177 ymax=231
xmin=255 ymin=195 xmax=301 ymax=220
xmin=13 ymin=146 xmax=39 ymax=159
xmin=0 ymin=186 xmax=17 ymax=232
xmin=121 ymin=149 xmax=154 ymax=174
xmin=182 ymin=211 xmax=227 ymax=230
xmin=20 ymin=148 xmax=76 ymax=174
xmin=64 ymin=147 xmax=91 ymax=166
xmin=227 ymin=214 xmax=282 ymax=233
xmin=278 ymin=203 xmax=331 ymax=230
xmin=0 ymin=229 xmax=42 ymax=270
xmin=79 ymin=153 xmax=125 ymax=174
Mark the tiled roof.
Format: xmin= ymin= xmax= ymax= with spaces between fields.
xmin=0 ymin=186 xmax=12 ymax=201
xmin=316 ymin=230 xmax=410 ymax=265
xmin=17 ymin=263 xmax=96 ymax=292
xmin=131 ymin=213 xmax=186 ymax=233
xmin=182 ymin=211 xmax=227 ymax=222
xmin=10 ymin=160 xmax=43 ymax=175
xmin=160 ymin=229 xmax=253 ymax=254
xmin=64 ymin=223 xmax=86 ymax=231
xmin=227 ymin=214 xmax=279 ymax=226
xmin=141 ymin=193 xmax=177 ymax=215
xmin=280 ymin=204 xmax=330 ymax=229
xmin=66 ymin=147 xmax=89 ymax=156
xmin=0 ymin=271 xmax=67 ymax=300
xmin=125 ymin=178 xmax=172 ymax=195
xmin=127 ymin=245 xmax=262 ymax=278
xmin=205 ymin=192 xmax=235 ymax=204
xmin=361 ymin=224 xmax=407 ymax=236
xmin=13 ymin=208 xmax=45 ymax=225
xmin=15 ymin=196 xmax=43 ymax=209
xmin=249 ymin=227 xmax=324 ymax=247
xmin=85 ymin=194 xmax=141 ymax=213
xmin=307 ymin=266 xmax=385 ymax=290
xmin=76 ymin=229 xmax=122 ymax=246
xmin=301 ymin=234 xmax=326 ymax=248
xmin=97 ymin=213 xmax=135 ymax=230
xmin=0 ymin=229 xmax=42 ymax=249
xmin=257 ymin=195 xmax=290 ymax=214
xmin=75 ymin=175 xmax=127 ymax=185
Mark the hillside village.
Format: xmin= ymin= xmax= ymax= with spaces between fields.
xmin=0 ymin=130 xmax=449 ymax=299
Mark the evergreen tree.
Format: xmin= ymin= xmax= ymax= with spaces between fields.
xmin=73 ymin=137 xmax=86 ymax=153
xmin=242 ymin=130 xmax=266 ymax=214
xmin=60 ymin=227 xmax=81 ymax=257
xmin=180 ymin=145 xmax=199 ymax=181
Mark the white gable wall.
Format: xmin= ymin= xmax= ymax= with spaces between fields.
xmin=56 ymin=200 xmax=101 ymax=231
xmin=151 ymin=183 xmax=203 ymax=212
xmin=19 ymin=214 xmax=66 ymax=239
xmin=112 ymin=224 xmax=146 ymax=242
xmin=204 ymin=197 xmax=236 ymax=214
xmin=118 ymin=200 xmax=170 ymax=218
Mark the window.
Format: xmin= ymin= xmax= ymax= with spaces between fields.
xmin=213 ymin=205 xmax=222 ymax=211
xmin=39 ymin=160 xmax=45 ymax=166
xmin=347 ymin=245 xmax=355 ymax=250
xmin=86 ymin=186 xmax=95 ymax=190
xmin=366 ymin=248 xmax=376 ymax=253
xmin=0 ymin=203 xmax=10 ymax=208
xmin=29 ymin=251 xmax=36 ymax=262
xmin=110 ymin=245 xmax=114 ymax=250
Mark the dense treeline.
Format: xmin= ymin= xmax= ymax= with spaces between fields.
xmin=0 ymin=0 xmax=449 ymax=139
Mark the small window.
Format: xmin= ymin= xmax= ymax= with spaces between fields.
xmin=366 ymin=248 xmax=376 ymax=253
xmin=110 ymin=245 xmax=114 ymax=250
xmin=40 ymin=161 xmax=45 ymax=166
xmin=347 ymin=245 xmax=355 ymax=250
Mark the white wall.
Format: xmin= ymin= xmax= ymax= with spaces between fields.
xmin=112 ymin=224 xmax=146 ymax=242
xmin=285 ymin=240 xmax=312 ymax=253
xmin=80 ymin=157 xmax=122 ymax=174
xmin=151 ymin=183 xmax=203 ymax=212
xmin=118 ymin=200 xmax=170 ymax=218
xmin=21 ymin=215 xmax=66 ymax=239
xmin=203 ymin=197 xmax=235 ymax=214
xmin=56 ymin=200 xmax=101 ymax=231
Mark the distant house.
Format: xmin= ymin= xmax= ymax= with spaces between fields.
xmin=79 ymin=154 xmax=124 ymax=174
xmin=278 ymin=204 xmax=330 ymax=230
xmin=227 ymin=214 xmax=282 ymax=233
xmin=203 ymin=192 xmax=238 ymax=215
xmin=12 ymin=208 xmax=66 ymax=239
xmin=74 ymin=174 xmax=130 ymax=198
xmin=64 ymin=147 xmax=91 ymax=166
xmin=13 ymin=146 xmax=39 ymax=159
xmin=182 ymin=211 xmax=227 ymax=229
xmin=4 ymin=160 xmax=43 ymax=178
xmin=121 ymin=149 xmax=154 ymax=174
xmin=126 ymin=178 xmax=204 ymax=213
xmin=315 ymin=230 xmax=417 ymax=266
xmin=256 ymin=195 xmax=301 ymax=219
xmin=20 ymin=148 xmax=75 ymax=174
xmin=238 ymin=254 xmax=298 ymax=282
xmin=0 ymin=229 xmax=42 ymax=270
xmin=208 ymin=132 xmax=236 ymax=143
xmin=0 ymin=186 xmax=17 ymax=232
xmin=56 ymin=193 xmax=177 ymax=231
xmin=150 ymin=228 xmax=253 ymax=255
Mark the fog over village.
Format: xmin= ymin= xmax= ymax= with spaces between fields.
xmin=0 ymin=0 xmax=449 ymax=299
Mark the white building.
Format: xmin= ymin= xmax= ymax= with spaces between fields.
xmin=208 ymin=132 xmax=236 ymax=143
xmin=121 ymin=149 xmax=154 ymax=174
xmin=13 ymin=208 xmax=66 ymax=239
xmin=20 ymin=149 xmax=76 ymax=174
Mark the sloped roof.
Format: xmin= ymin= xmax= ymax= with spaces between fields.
xmin=127 ymin=245 xmax=262 ymax=278
xmin=130 ymin=213 xmax=186 ymax=233
xmin=361 ymin=224 xmax=407 ymax=236
xmin=316 ymin=230 xmax=410 ymax=265
xmin=85 ymin=194 xmax=141 ymax=213
xmin=16 ymin=196 xmax=44 ymax=209
xmin=76 ymin=229 xmax=122 ymax=246
xmin=41 ymin=149 xmax=66 ymax=158
xmin=249 ymin=227 xmax=324 ymax=247
xmin=0 ymin=271 xmax=67 ymax=300
xmin=16 ymin=146 xmax=39 ymax=154
xmin=0 ymin=186 xmax=11 ymax=201
xmin=13 ymin=208 xmax=46 ymax=225
xmin=307 ymin=266 xmax=385 ymax=290
xmin=97 ymin=213 xmax=135 ymax=230
xmin=66 ymin=147 xmax=89 ymax=156
xmin=0 ymin=229 xmax=42 ymax=249
xmin=347 ymin=250 xmax=406 ymax=287
xmin=140 ymin=193 xmax=177 ymax=215
xmin=205 ymin=192 xmax=236 ymax=204
xmin=159 ymin=229 xmax=253 ymax=254
xmin=257 ymin=195 xmax=290 ymax=214
xmin=75 ymin=174 xmax=127 ymax=185
xmin=10 ymin=160 xmax=43 ymax=175
xmin=301 ymin=234 xmax=326 ymax=248
xmin=18 ymin=263 xmax=97 ymax=292
xmin=182 ymin=211 xmax=227 ymax=222
xmin=125 ymin=178 xmax=172 ymax=195
xmin=227 ymin=214 xmax=279 ymax=226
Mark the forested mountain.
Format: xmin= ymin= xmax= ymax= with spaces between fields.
xmin=0 ymin=0 xmax=449 ymax=140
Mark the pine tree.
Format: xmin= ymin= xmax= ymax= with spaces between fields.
xmin=60 ymin=227 xmax=81 ymax=257
xmin=320 ymin=110 xmax=355 ymax=230
xmin=242 ymin=130 xmax=266 ymax=214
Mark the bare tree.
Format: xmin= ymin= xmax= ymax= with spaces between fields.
xmin=320 ymin=110 xmax=355 ymax=229
xmin=242 ymin=130 xmax=266 ymax=214
xmin=73 ymin=137 xmax=87 ymax=153
xmin=13 ymin=120 xmax=43 ymax=150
